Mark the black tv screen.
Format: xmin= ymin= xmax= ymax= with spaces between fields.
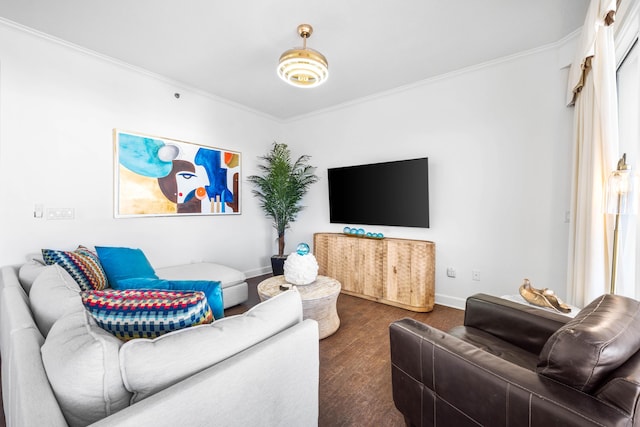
xmin=328 ymin=157 xmax=429 ymax=228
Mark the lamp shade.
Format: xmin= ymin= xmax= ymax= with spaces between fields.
xmin=605 ymin=162 xmax=640 ymax=215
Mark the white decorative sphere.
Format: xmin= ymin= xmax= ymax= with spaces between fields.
xmin=284 ymin=252 xmax=319 ymax=285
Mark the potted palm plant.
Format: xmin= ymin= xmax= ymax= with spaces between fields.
xmin=248 ymin=142 xmax=319 ymax=275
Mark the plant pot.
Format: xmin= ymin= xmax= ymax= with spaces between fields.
xmin=270 ymin=255 xmax=288 ymax=276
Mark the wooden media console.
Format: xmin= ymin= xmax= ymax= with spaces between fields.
xmin=313 ymin=232 xmax=435 ymax=312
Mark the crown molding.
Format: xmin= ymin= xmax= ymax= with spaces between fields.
xmin=284 ymin=31 xmax=582 ymax=123
xmin=0 ymin=15 xmax=584 ymax=126
xmin=0 ymin=17 xmax=281 ymax=123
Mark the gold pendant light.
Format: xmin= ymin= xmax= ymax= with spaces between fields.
xmin=277 ymin=24 xmax=329 ymax=88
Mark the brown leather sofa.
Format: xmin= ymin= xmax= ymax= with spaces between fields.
xmin=390 ymin=293 xmax=640 ymax=426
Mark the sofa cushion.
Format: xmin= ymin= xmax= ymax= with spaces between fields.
xmin=41 ymin=309 xmax=130 ymax=427
xmin=156 ymin=262 xmax=246 ymax=289
xmin=114 ymin=277 xmax=224 ymax=319
xmin=29 ymin=265 xmax=85 ymax=336
xmin=537 ymin=294 xmax=640 ymax=393
xmin=449 ymin=325 xmax=539 ymax=371
xmin=41 ymin=246 xmax=107 ymax=291
xmin=120 ymin=289 xmax=303 ymax=402
xmin=81 ymin=289 xmax=214 ymax=341
xmin=17 ymin=257 xmax=46 ymax=295
xmin=95 ymin=246 xmax=158 ymax=287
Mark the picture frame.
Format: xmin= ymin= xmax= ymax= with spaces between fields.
xmin=113 ymin=130 xmax=241 ymax=217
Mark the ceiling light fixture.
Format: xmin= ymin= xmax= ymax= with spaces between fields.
xmin=277 ymin=24 xmax=329 ymax=88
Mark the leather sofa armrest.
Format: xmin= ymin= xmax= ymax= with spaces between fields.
xmin=390 ymin=318 xmax=631 ymax=427
xmin=463 ymin=293 xmax=570 ymax=354
xmin=595 ymin=349 xmax=640 ymax=414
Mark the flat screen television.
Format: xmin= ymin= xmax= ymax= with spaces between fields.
xmin=327 ymin=157 xmax=429 ymax=228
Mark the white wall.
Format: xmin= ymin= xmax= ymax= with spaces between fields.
xmin=0 ymin=20 xmax=578 ymax=308
xmin=0 ymin=22 xmax=282 ymax=275
xmin=282 ymin=44 xmax=575 ymax=308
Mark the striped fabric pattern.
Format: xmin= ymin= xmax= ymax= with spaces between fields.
xmin=81 ymin=289 xmax=214 ymax=341
xmin=42 ymin=245 xmax=107 ymax=291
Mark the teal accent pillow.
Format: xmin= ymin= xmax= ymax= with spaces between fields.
xmin=115 ymin=277 xmax=224 ymax=319
xmin=95 ymin=246 xmax=158 ymax=287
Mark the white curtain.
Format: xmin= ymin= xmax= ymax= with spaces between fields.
xmin=566 ymin=0 xmax=619 ymax=308
xmin=616 ymin=38 xmax=639 ymax=299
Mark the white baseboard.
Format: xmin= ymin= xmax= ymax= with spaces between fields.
xmin=243 ymin=269 xmax=469 ymax=312
xmin=434 ymin=294 xmax=466 ymax=310
xmin=245 ymin=266 xmax=272 ymax=278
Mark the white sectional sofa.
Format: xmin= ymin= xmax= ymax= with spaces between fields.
xmin=0 ymin=260 xmax=319 ymax=426
xmin=155 ymin=262 xmax=248 ymax=308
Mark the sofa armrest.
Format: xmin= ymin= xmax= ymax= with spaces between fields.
xmin=92 ymin=319 xmax=319 ymax=427
xmin=463 ymin=293 xmax=570 ymax=354
xmin=390 ymin=318 xmax=630 ymax=427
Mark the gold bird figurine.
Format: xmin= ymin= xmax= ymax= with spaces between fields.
xmin=519 ymin=278 xmax=571 ymax=313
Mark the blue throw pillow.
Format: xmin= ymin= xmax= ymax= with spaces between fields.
xmin=115 ymin=277 xmax=224 ymax=319
xmin=166 ymin=280 xmax=224 ymax=319
xmin=95 ymin=246 xmax=158 ymax=287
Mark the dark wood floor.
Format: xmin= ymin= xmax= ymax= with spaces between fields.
xmin=235 ymin=275 xmax=465 ymax=427
xmin=1 ymin=276 xmax=464 ymax=427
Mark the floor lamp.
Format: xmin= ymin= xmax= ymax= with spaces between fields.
xmin=605 ymin=153 xmax=640 ymax=294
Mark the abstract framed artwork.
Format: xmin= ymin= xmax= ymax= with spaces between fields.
xmin=114 ymin=130 xmax=241 ymax=217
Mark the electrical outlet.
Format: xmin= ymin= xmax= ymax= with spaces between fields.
xmin=472 ymin=270 xmax=481 ymax=281
xmin=446 ymin=268 xmax=456 ymax=278
xmin=46 ymin=208 xmax=75 ymax=220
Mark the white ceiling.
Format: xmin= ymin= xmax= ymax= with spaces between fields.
xmin=0 ymin=0 xmax=589 ymax=120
